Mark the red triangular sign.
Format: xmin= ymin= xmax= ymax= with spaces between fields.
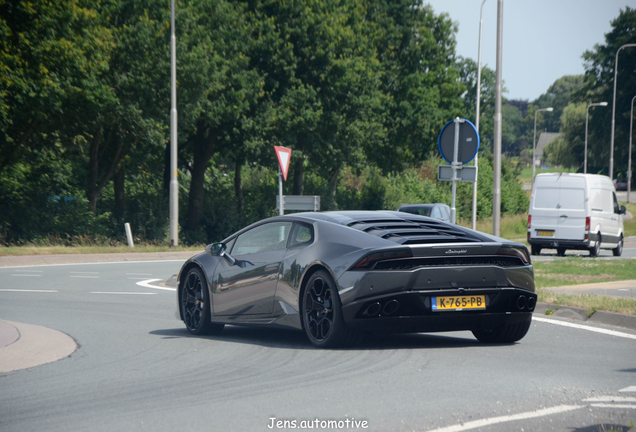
xmin=274 ymin=146 xmax=292 ymax=181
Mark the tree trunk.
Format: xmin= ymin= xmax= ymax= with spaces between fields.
xmin=326 ymin=167 xmax=341 ymax=211
xmin=292 ymin=157 xmax=304 ymax=195
xmin=234 ymin=155 xmax=244 ymax=217
xmin=114 ymin=164 xmax=126 ymax=223
xmin=88 ymin=130 xmax=101 ymax=213
xmin=186 ymin=122 xmax=216 ymax=231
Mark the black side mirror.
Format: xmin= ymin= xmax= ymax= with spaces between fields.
xmin=206 ymin=242 xmax=237 ymax=266
xmin=619 ymin=205 xmax=627 ymax=215
xmin=206 ymin=242 xmax=225 ymax=256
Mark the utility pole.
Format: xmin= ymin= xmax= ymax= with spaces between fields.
xmin=492 ymin=0 xmax=503 ymax=237
xmin=169 ymin=0 xmax=179 ymax=247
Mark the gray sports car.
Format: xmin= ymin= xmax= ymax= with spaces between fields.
xmin=177 ymin=211 xmax=536 ymax=348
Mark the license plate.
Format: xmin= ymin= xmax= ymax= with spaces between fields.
xmin=432 ymin=295 xmax=486 ymax=311
xmin=536 ymin=230 xmax=554 ymax=237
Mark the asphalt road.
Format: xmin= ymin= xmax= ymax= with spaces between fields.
xmin=1 ymin=259 xmax=635 ymax=432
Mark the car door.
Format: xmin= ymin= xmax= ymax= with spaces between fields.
xmin=213 ymin=221 xmax=292 ymax=316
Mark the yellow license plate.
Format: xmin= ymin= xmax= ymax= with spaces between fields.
xmin=536 ymin=230 xmax=554 ymax=237
xmin=432 ymin=295 xmax=486 ymax=311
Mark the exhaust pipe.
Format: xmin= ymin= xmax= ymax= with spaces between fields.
xmin=527 ymin=296 xmax=536 ymax=311
xmin=382 ymin=299 xmax=399 ymax=316
xmin=517 ymin=295 xmax=527 ymax=310
xmin=364 ymin=302 xmax=382 ymax=316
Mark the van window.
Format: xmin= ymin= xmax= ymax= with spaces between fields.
xmin=559 ymin=188 xmax=585 ymax=210
xmin=534 ymin=187 xmax=584 ymax=210
xmin=534 ymin=188 xmax=559 ymax=209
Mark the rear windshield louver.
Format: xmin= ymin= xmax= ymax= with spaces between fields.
xmin=346 ymin=219 xmax=482 ymax=244
xmin=372 ymin=256 xmax=525 ymax=270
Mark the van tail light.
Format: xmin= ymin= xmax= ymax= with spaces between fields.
xmin=528 ymin=215 xmax=532 ymax=229
xmin=584 ymin=216 xmax=590 ymax=240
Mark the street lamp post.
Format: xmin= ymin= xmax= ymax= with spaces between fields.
xmin=532 ymin=107 xmax=553 ymax=187
xmin=584 ymin=102 xmax=608 ymax=174
xmin=471 ymin=0 xmax=486 ymax=231
xmin=169 ymin=0 xmax=179 ymax=248
xmin=609 ymin=43 xmax=636 ymax=180
xmin=629 ymin=95 xmax=636 ymax=203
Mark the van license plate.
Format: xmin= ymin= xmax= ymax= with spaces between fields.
xmin=432 ymin=295 xmax=486 ymax=311
xmin=536 ymin=230 xmax=554 ymax=237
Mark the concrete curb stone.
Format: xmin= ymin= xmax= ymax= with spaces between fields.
xmin=534 ymin=302 xmax=636 ymax=331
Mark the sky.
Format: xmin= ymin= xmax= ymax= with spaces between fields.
xmin=425 ymin=0 xmax=635 ymax=102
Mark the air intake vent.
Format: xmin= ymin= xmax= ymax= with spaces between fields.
xmin=346 ymin=218 xmax=481 ymax=245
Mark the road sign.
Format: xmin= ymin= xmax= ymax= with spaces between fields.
xmin=276 ymin=195 xmax=321 ymax=212
xmin=274 ymin=146 xmax=292 ymax=181
xmin=438 ymin=165 xmax=477 ymax=182
xmin=438 ymin=119 xmax=479 ymax=165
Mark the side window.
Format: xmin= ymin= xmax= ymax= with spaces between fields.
xmin=431 ymin=207 xmax=442 ymax=219
xmin=231 ymin=222 xmax=292 ymax=257
xmin=442 ymin=207 xmax=450 ymax=220
xmin=613 ymin=193 xmax=620 ymax=214
xmin=289 ymin=223 xmax=314 ymax=248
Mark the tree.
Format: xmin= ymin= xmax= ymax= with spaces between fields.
xmin=580 ymin=6 xmax=636 ymax=178
xmin=532 ymin=75 xmax=585 ymax=133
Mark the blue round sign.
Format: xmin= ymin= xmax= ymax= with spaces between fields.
xmin=437 ymin=119 xmax=480 ymax=165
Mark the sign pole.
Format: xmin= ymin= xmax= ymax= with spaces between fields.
xmin=450 ymin=118 xmax=462 ymax=224
xmin=278 ymin=167 xmax=284 ymax=215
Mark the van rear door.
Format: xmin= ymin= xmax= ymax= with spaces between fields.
xmin=531 ymin=175 xmax=586 ymax=241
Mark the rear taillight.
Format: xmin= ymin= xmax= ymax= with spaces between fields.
xmin=353 ymin=249 xmax=413 ymax=269
xmin=528 ymin=215 xmax=532 ymax=229
xmin=497 ymin=246 xmax=531 ymax=265
xmin=585 ymin=217 xmax=590 ymax=232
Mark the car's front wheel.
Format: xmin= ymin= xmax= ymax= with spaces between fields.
xmin=472 ymin=318 xmax=531 ymax=344
xmin=589 ymin=234 xmax=601 ymax=257
xmin=181 ymin=267 xmax=224 ymax=335
xmin=302 ymin=270 xmax=358 ymax=348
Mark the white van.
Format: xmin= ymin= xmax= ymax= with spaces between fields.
xmin=527 ymin=173 xmax=626 ymax=257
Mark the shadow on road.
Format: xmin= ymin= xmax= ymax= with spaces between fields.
xmin=151 ymin=325 xmax=507 ymax=351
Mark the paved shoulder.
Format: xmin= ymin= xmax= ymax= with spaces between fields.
xmin=0 ymin=251 xmax=199 ymax=268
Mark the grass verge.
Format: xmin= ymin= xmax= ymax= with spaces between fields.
xmin=0 ymin=244 xmax=204 ymax=257
xmin=537 ymin=288 xmax=636 ymax=316
xmin=533 ymin=258 xmax=636 ymax=316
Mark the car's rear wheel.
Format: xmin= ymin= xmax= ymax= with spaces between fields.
xmin=556 ymin=247 xmax=566 ymax=257
xmin=531 ymin=245 xmax=541 ymax=256
xmin=302 ymin=270 xmax=358 ymax=348
xmin=613 ymin=236 xmax=623 ymax=257
xmin=472 ymin=318 xmax=532 ymax=344
xmin=181 ymin=267 xmax=224 ymax=335
xmin=589 ymin=234 xmax=601 ymax=257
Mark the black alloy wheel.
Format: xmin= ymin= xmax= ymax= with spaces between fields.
xmin=181 ymin=267 xmax=224 ymax=335
xmin=613 ymin=236 xmax=623 ymax=257
xmin=556 ymin=247 xmax=566 ymax=257
xmin=302 ymin=270 xmax=358 ymax=348
xmin=590 ymin=234 xmax=601 ymax=257
xmin=531 ymin=245 xmax=541 ymax=256
xmin=472 ymin=318 xmax=532 ymax=344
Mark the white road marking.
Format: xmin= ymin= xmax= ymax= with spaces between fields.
xmin=90 ymin=292 xmax=156 ymax=295
xmin=620 ymin=386 xmax=636 ymax=392
xmin=427 ymin=405 xmax=583 ymax=432
xmin=590 ymin=404 xmax=636 ymax=409
xmin=533 ymin=316 xmax=636 ymax=340
xmin=126 ymin=273 xmax=152 ymax=276
xmin=10 ymin=274 xmax=42 ymax=277
xmin=0 ymin=259 xmax=186 ymax=269
xmin=584 ymin=396 xmax=636 ymax=403
xmin=70 ymin=275 xmax=100 ymax=278
xmin=136 ymin=279 xmax=176 ymax=291
xmin=0 ymin=289 xmax=58 ymax=293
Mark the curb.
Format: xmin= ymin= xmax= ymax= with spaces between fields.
xmin=534 ymin=302 xmax=636 ymax=331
